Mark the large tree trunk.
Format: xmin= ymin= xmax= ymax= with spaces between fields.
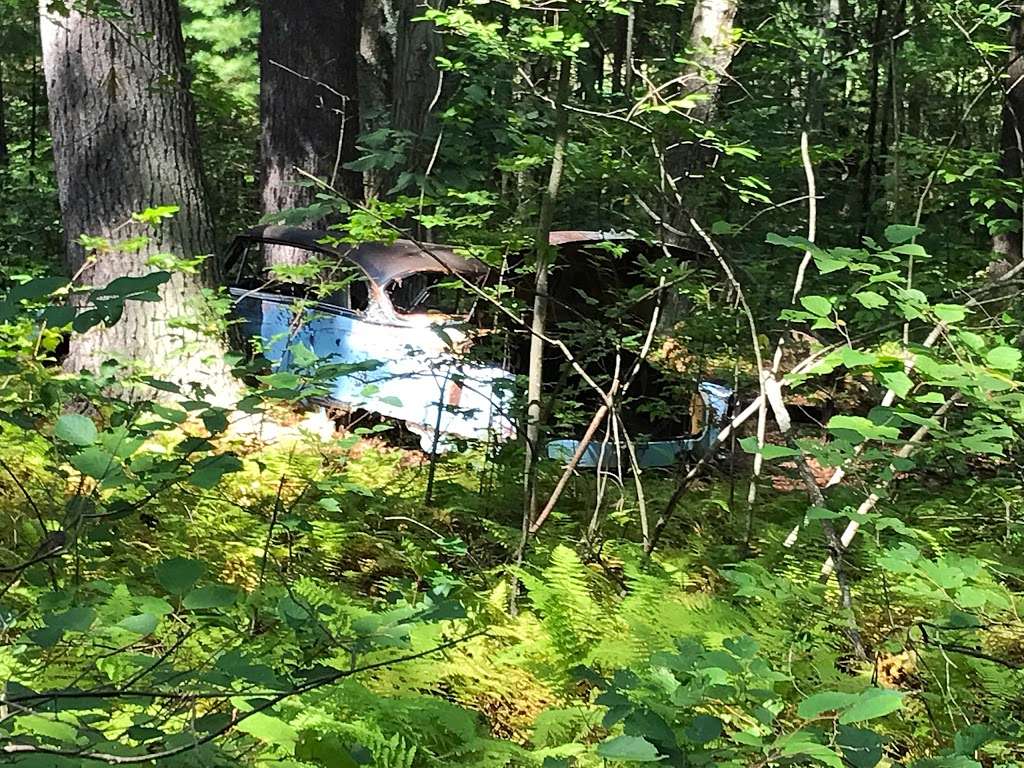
xmin=359 ymin=0 xmax=396 ymax=125
xmin=39 ymin=0 xmax=233 ymax=394
xmin=358 ymin=0 xmax=397 ymax=198
xmin=260 ymin=0 xmax=362 ymax=250
xmin=664 ymin=0 xmax=738 ymax=214
xmin=681 ymin=0 xmax=738 ymax=124
xmin=386 ymin=0 xmax=442 ymax=196
xmin=994 ymin=13 xmax=1024 ymax=262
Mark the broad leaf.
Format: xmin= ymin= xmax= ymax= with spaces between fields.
xmin=838 ymin=689 xmax=904 ymax=724
xmin=54 ymin=414 xmax=98 ymax=446
xmin=596 ymin=735 xmax=662 ymax=762
xmin=155 ymin=557 xmax=205 ymax=595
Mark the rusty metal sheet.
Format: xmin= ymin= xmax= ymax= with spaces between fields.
xmin=242 ymin=225 xmax=490 ymax=287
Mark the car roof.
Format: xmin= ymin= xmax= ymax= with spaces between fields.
xmin=237 ymin=225 xmax=695 ymax=287
xmin=239 ymin=225 xmax=491 ymax=287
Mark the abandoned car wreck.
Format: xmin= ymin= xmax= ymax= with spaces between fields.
xmin=225 ymin=225 xmax=732 ymax=466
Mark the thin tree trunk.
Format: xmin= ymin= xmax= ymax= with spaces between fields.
xmin=611 ymin=13 xmax=625 ymax=93
xmin=511 ymin=60 xmax=572 ymax=613
xmin=624 ymin=4 xmax=636 ymax=94
xmin=0 ymin=62 xmax=8 ymax=169
xmin=994 ymin=13 xmax=1024 ymax=261
xmin=28 ymin=48 xmax=38 ymax=181
xmin=260 ymin=0 xmax=363 ymax=250
xmin=39 ymin=0 xmax=234 ymax=394
xmin=858 ymin=0 xmax=888 ymax=236
xmin=806 ymin=0 xmax=839 ymax=133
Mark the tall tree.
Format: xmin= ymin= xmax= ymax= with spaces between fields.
xmin=664 ymin=0 xmax=738 ymax=219
xmin=994 ymin=12 xmax=1024 ymax=262
xmin=0 ymin=62 xmax=8 ymax=169
xmin=385 ymin=0 xmax=443 ymax=197
xmin=260 ymin=0 xmax=362 ymax=250
xmin=39 ymin=0 xmax=233 ymax=390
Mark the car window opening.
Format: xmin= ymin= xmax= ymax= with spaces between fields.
xmin=231 ymin=239 xmax=371 ymax=312
xmin=388 ymin=272 xmax=480 ymax=317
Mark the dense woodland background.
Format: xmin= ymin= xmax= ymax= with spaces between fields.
xmin=0 ymin=0 xmax=1023 ymax=766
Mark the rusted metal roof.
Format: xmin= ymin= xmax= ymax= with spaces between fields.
xmin=241 ymin=226 xmax=490 ymax=287
xmin=547 ymin=230 xmax=638 ymax=246
xmin=239 ymin=226 xmax=692 ymax=287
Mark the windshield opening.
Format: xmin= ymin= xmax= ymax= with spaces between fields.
xmin=387 ymin=272 xmax=483 ymax=317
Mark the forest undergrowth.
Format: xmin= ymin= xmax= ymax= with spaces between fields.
xmin=4 ymin=409 xmax=1019 ymax=767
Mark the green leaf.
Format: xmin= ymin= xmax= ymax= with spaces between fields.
xmin=955 ymin=586 xmax=990 ymax=609
xmin=985 ymin=346 xmax=1021 ymax=371
xmin=70 ymin=447 xmax=119 ymax=481
xmin=890 ymin=243 xmax=927 ymax=257
xmin=42 ymin=304 xmax=77 ymax=328
xmin=132 ymin=204 xmax=180 ymax=224
xmin=853 ymin=291 xmax=888 ymax=309
xmin=878 ymin=370 xmax=913 ymax=398
xmin=954 ymin=724 xmax=994 ymax=756
xmin=806 ymin=506 xmax=844 ymax=521
xmin=297 ymin=732 xmax=361 ymax=768
xmin=93 ymin=272 xmax=171 ymax=301
xmin=827 ymin=415 xmax=899 ymax=441
xmin=839 ymin=347 xmax=877 ymax=368
xmin=780 ymin=739 xmax=845 ymax=768
xmin=13 ymin=714 xmax=80 ymax=743
xmin=259 ymin=372 xmax=301 ymax=389
xmin=684 ymin=714 xmax=722 ymax=744
xmin=47 ymin=606 xmax=95 ymax=632
xmin=151 ymin=403 xmax=187 ymax=424
xmin=155 ymin=557 xmax=205 ymax=595
xmin=596 ymin=735 xmax=662 ymax=762
xmin=838 ymin=689 xmax=904 ymax=724
xmin=884 ymin=224 xmax=924 ymax=244
xmin=934 ymin=304 xmax=967 ymax=323
xmin=188 ymin=454 xmax=244 ymax=489
xmin=800 ymin=295 xmax=833 ymax=316
xmin=836 ymin=726 xmax=883 ymax=768
xmin=797 ymin=691 xmax=858 ymax=718
xmin=54 ymin=414 xmax=98 ymax=446
xmin=738 ymin=436 xmax=799 ymax=459
xmin=815 ymin=255 xmax=849 ymax=274
xmin=118 ymin=613 xmax=159 ymax=635
xmin=236 ymin=712 xmax=298 ymax=748
xmin=183 ymin=584 xmax=240 ymax=610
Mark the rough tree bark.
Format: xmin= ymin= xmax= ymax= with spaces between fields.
xmin=385 ymin=0 xmax=443 ymax=196
xmin=359 ymin=0 xmax=396 ymax=128
xmin=260 ymin=0 xmax=363 ymax=252
xmin=664 ymin=0 xmax=738 ymax=218
xmin=39 ymin=0 xmax=235 ymax=395
xmin=857 ymin=0 xmax=888 ymax=235
xmin=994 ymin=11 xmax=1024 ymax=262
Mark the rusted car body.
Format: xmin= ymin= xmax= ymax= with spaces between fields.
xmin=224 ymin=225 xmax=731 ymax=465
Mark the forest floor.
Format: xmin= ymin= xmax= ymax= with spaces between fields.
xmin=55 ymin=419 xmax=1020 ymax=764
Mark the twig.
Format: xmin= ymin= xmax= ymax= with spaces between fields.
xmin=791 ymin=132 xmax=818 ymax=303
